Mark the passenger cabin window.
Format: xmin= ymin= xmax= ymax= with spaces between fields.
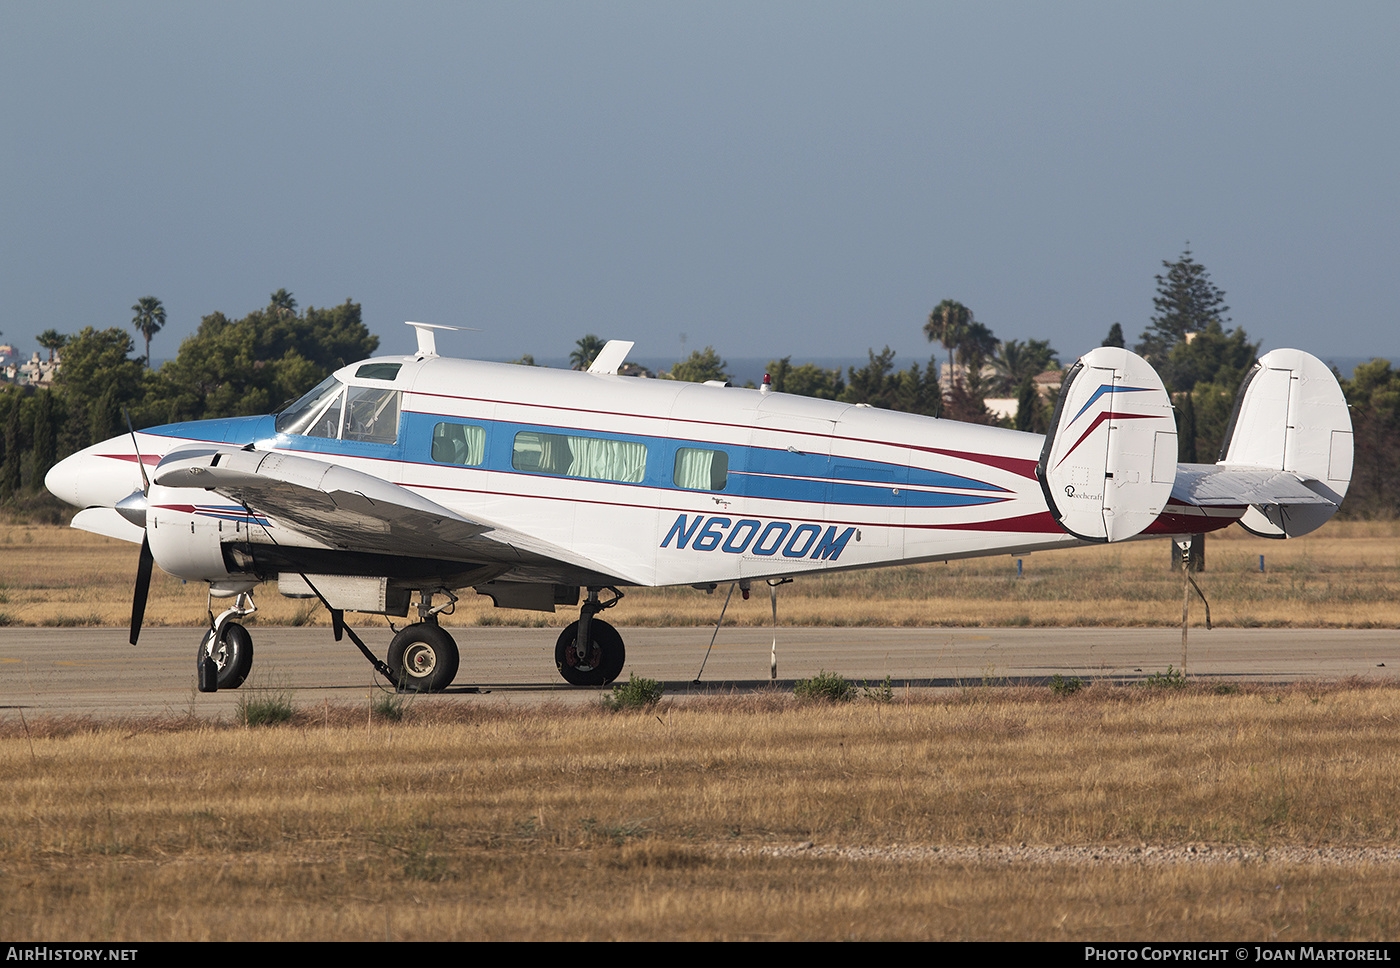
xmin=674 ymin=447 xmax=729 ymax=491
xmin=431 ymin=423 xmax=486 ymax=466
xmin=512 ymin=431 xmax=647 ymax=484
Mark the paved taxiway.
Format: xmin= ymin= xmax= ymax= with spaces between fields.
xmin=2 ymin=625 xmax=1396 ymax=720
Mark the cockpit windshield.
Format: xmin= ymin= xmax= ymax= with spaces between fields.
xmin=274 ymin=375 xmax=402 ymax=444
xmin=275 ymin=376 xmax=345 ymax=436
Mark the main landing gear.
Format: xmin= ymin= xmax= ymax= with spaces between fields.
xmin=387 ymin=620 xmax=459 ymax=693
xmin=555 ymin=586 xmax=626 ymax=686
xmin=384 ymin=589 xmax=462 ymax=693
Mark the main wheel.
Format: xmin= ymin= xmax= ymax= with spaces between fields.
xmin=555 ymin=618 xmax=625 ymax=686
xmin=198 ymin=622 xmax=254 ymax=690
xmin=387 ymin=622 xmax=459 ymax=692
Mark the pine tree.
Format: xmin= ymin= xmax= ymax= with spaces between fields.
xmin=1136 ymin=248 xmax=1230 ymax=364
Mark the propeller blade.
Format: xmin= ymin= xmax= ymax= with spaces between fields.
xmin=123 ymin=407 xmax=150 ymax=494
xmin=130 ymin=536 xmax=153 ymax=645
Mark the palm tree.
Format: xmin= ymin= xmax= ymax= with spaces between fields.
xmin=269 ymin=289 xmax=297 ymax=316
xmin=955 ymin=320 xmax=999 ymax=399
xmin=991 ymin=338 xmax=1058 ymax=396
xmin=36 ymin=329 xmax=67 ymax=363
xmin=131 ymin=296 xmax=166 ymax=368
xmin=924 ymin=300 xmax=972 ymax=386
xmin=570 ymin=334 xmax=607 ymax=370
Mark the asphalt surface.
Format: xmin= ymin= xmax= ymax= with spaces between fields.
xmin=2 ymin=625 xmax=1397 ymax=721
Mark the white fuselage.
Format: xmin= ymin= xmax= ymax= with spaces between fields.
xmin=48 ymin=353 xmax=1168 ymax=592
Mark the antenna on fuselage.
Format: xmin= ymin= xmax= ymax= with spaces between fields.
xmin=405 ymin=321 xmax=478 ymax=359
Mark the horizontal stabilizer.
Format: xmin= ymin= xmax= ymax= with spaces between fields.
xmin=1171 ymin=465 xmax=1335 ymax=507
xmin=1037 ymin=347 xmax=1177 ymax=542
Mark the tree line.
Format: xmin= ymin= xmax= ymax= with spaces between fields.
xmin=4 ymin=255 xmax=1396 ymax=519
xmin=1 ymin=290 xmax=376 ymax=512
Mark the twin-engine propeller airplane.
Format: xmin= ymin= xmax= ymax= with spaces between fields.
xmin=45 ymin=323 xmax=1353 ymax=693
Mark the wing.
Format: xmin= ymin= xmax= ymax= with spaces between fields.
xmin=151 ymin=445 xmax=636 ymax=584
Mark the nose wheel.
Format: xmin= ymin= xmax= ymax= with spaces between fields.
xmin=197 ymin=592 xmax=257 ymax=692
xmin=197 ymin=621 xmax=254 ymax=691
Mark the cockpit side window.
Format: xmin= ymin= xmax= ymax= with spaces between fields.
xmin=343 ymin=386 xmax=401 ymax=444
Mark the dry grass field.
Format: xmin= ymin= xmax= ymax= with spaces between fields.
xmin=3 ymin=683 xmax=1400 ymax=941
xmin=2 ymin=518 xmax=1398 ymax=630
xmin=3 ymin=519 xmax=1398 ymax=940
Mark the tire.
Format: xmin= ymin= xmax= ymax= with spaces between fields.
xmin=555 ymin=618 xmax=625 ymax=686
xmin=387 ymin=622 xmax=459 ymax=693
xmin=198 ymin=621 xmax=254 ymax=690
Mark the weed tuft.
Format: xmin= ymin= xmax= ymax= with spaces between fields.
xmin=372 ymin=689 xmax=409 ymax=722
xmin=600 ymin=673 xmax=665 ymax=711
xmin=236 ymin=685 xmax=295 ymax=726
xmin=795 ymin=669 xmax=853 ymax=703
xmin=1141 ymin=666 xmax=1187 ymax=690
xmin=1050 ymin=674 xmax=1085 ymax=696
xmin=860 ymin=675 xmax=895 ymax=703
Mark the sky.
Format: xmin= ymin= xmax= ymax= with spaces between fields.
xmin=3 ymin=1 xmax=1396 ymax=372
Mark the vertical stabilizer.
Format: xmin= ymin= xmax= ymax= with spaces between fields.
xmin=1219 ymin=349 xmax=1352 ymax=537
xmin=1037 ymin=348 xmax=1177 ymax=542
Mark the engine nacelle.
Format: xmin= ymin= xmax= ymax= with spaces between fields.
xmin=145 ymin=483 xmax=259 ymax=594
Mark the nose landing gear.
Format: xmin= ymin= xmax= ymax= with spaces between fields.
xmin=197 ymin=591 xmax=256 ymax=692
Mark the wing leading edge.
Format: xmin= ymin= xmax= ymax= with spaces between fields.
xmin=151 ymin=445 xmax=637 ymax=584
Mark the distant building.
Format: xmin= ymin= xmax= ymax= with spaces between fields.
xmin=984 ymin=397 xmax=1018 ymax=422
xmin=1033 ymin=369 xmax=1063 ymax=395
xmin=16 ymin=350 xmax=60 ymax=387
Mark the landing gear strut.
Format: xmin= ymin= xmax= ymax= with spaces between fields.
xmin=197 ymin=591 xmax=256 ymax=692
xmin=555 ymin=586 xmax=625 ymax=686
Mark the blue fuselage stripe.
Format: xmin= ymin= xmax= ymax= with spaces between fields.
xmin=143 ymin=409 xmax=1009 ymax=511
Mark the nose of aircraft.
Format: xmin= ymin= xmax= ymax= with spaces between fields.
xmin=45 ymin=439 xmax=148 ymax=509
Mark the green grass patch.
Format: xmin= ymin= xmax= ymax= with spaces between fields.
xmin=794 ymin=669 xmax=853 ymax=703
xmin=600 ymin=673 xmax=665 ymax=711
xmin=1142 ymin=666 xmax=1188 ymax=690
xmin=236 ymin=684 xmax=295 ymax=727
xmin=1050 ymin=674 xmax=1086 ymax=696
